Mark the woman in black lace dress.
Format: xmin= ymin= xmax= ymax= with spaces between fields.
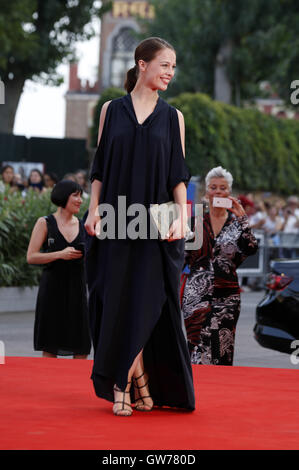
xmin=181 ymin=166 xmax=258 ymax=365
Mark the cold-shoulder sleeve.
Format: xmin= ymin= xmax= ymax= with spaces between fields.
xmin=89 ymin=104 xmax=111 ymax=183
xmin=167 ymin=107 xmax=191 ymax=193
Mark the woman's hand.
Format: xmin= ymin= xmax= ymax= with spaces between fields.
xmin=59 ymin=247 xmax=83 ymax=260
xmin=165 ymin=216 xmax=187 ymax=242
xmin=228 ymin=197 xmax=246 ymax=218
xmin=84 ymin=210 xmax=101 ymax=237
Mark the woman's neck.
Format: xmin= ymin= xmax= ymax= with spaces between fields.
xmin=130 ymin=83 xmax=159 ymax=103
xmin=55 ymin=207 xmax=73 ymax=223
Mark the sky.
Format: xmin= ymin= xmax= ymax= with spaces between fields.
xmin=13 ymin=19 xmax=101 ymax=139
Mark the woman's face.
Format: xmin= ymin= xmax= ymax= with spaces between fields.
xmin=268 ymin=206 xmax=277 ymax=217
xmin=206 ymin=177 xmax=230 ymax=204
xmin=44 ymin=174 xmax=55 ymax=188
xmin=2 ymin=167 xmax=14 ymax=184
xmin=30 ymin=171 xmax=42 ymax=184
xmin=75 ymin=172 xmax=85 ymax=187
xmin=140 ymin=48 xmax=176 ymax=91
xmin=65 ymin=191 xmax=83 ymax=214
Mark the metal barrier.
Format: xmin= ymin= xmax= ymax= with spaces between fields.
xmin=237 ymin=230 xmax=299 ymax=278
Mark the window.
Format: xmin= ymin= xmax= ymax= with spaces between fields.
xmin=110 ymin=27 xmax=138 ymax=88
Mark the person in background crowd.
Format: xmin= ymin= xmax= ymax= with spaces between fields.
xmin=259 ymin=202 xmax=283 ymax=237
xmin=44 ymin=172 xmax=59 ymax=189
xmin=247 ymin=200 xmax=267 ymax=229
xmin=75 ymin=170 xmax=89 ymax=199
xmin=280 ymin=196 xmax=299 ymax=259
xmin=28 ymin=169 xmax=46 ymax=193
xmin=281 ymin=196 xmax=299 ymax=234
xmin=12 ymin=173 xmax=27 ymax=195
xmin=237 ymin=195 xmax=255 ymax=216
xmin=63 ymin=173 xmax=77 ymax=182
xmin=181 ymin=166 xmax=258 ymax=366
xmin=291 ymin=196 xmax=299 ymax=218
xmin=75 ymin=170 xmax=90 ymax=196
xmin=0 ymin=164 xmax=15 ymax=192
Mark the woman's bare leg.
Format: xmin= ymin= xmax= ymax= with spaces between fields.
xmin=112 ymin=352 xmax=140 ymax=416
xmin=132 ymin=350 xmax=153 ymax=411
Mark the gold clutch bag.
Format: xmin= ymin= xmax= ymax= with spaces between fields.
xmin=149 ymin=201 xmax=192 ymax=240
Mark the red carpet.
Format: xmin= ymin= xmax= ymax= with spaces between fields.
xmin=0 ymin=357 xmax=298 ymax=450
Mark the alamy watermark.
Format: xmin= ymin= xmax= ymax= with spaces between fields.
xmin=0 ymin=341 xmax=5 ymax=364
xmin=290 ymin=80 xmax=299 ymax=105
xmin=0 ymin=79 xmax=4 ymax=104
xmin=92 ymin=197 xmax=203 ymax=250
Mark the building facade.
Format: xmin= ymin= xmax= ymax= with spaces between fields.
xmin=65 ymin=0 xmax=154 ymax=143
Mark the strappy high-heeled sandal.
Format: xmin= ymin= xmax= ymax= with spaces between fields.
xmin=113 ymin=382 xmax=133 ymax=417
xmin=133 ymin=372 xmax=154 ymax=412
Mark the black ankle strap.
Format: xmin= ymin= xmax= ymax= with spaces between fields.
xmin=134 ymin=379 xmax=149 ymax=389
xmin=134 ymin=372 xmax=146 ymax=381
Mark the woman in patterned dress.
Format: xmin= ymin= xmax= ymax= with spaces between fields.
xmin=181 ymin=166 xmax=258 ymax=365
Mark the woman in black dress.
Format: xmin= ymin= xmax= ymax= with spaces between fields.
xmin=84 ymin=37 xmax=195 ymax=416
xmin=27 ymin=180 xmax=91 ymax=359
xmin=181 ymin=166 xmax=258 ymax=365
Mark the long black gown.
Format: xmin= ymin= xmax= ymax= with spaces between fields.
xmin=34 ymin=214 xmax=91 ymax=356
xmin=86 ymin=94 xmax=195 ymax=410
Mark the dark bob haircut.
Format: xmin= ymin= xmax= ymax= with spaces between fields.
xmin=51 ymin=180 xmax=83 ymax=208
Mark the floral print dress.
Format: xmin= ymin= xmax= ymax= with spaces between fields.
xmin=181 ymin=212 xmax=258 ymax=365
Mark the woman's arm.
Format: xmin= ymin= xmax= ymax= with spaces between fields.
xmin=85 ymin=179 xmax=102 ymax=236
xmin=227 ymin=197 xmax=258 ymax=256
xmin=84 ymin=100 xmax=111 ymax=237
xmin=27 ymin=218 xmax=82 ymax=264
xmin=176 ymin=109 xmax=185 ymax=157
xmin=167 ymin=110 xmax=188 ymax=240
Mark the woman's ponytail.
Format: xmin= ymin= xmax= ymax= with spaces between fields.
xmin=124 ymin=65 xmax=138 ymax=93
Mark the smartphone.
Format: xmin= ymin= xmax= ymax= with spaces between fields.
xmin=75 ymin=242 xmax=85 ymax=254
xmin=213 ymin=197 xmax=232 ymax=209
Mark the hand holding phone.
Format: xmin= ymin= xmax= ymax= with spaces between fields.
xmin=74 ymin=242 xmax=85 ymax=254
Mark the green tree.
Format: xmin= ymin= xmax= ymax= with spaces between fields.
xmin=169 ymin=92 xmax=299 ymax=194
xmin=143 ymin=0 xmax=298 ymax=106
xmin=269 ymin=0 xmax=299 ymax=104
xmin=0 ymin=0 xmax=109 ymax=134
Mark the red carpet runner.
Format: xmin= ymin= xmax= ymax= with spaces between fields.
xmin=0 ymin=357 xmax=298 ymax=450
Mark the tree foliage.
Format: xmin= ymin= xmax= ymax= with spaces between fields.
xmin=0 ymin=0 xmax=109 ymax=133
xmin=143 ymin=0 xmax=299 ymax=106
xmin=169 ymin=92 xmax=299 ymax=194
xmin=0 ymin=0 xmax=105 ymax=85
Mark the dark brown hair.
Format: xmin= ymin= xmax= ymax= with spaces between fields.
xmin=124 ymin=37 xmax=175 ymax=93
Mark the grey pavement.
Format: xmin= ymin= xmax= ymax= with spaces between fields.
xmin=0 ymin=291 xmax=298 ymax=369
